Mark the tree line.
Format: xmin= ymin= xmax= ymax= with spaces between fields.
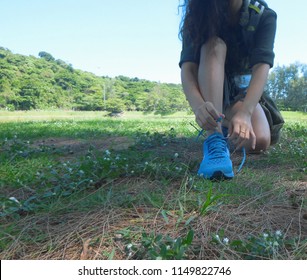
xmin=0 ymin=48 xmax=188 ymax=114
xmin=266 ymin=62 xmax=307 ymax=112
xmin=0 ymin=47 xmax=306 ymax=113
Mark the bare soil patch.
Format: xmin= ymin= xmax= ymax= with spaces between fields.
xmin=31 ymin=136 xmax=135 ymax=159
xmin=32 ymin=136 xmax=135 ymax=151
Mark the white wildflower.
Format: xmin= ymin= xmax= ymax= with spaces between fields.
xmin=174 ymin=153 xmax=179 ymax=158
xmin=263 ymin=233 xmax=269 ymax=239
xmin=223 ymin=238 xmax=229 ymax=245
xmin=105 ymin=150 xmax=111 ymax=156
xmin=9 ymin=197 xmax=21 ymax=204
xmin=275 ymin=230 xmax=282 ymax=237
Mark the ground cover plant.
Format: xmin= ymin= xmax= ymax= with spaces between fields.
xmin=0 ymin=111 xmax=306 ymax=260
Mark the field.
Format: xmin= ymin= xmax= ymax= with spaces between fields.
xmin=0 ymin=110 xmax=306 ymax=260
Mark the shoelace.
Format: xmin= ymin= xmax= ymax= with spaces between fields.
xmin=190 ymin=122 xmax=246 ymax=174
xmin=236 ymin=146 xmax=246 ymax=173
xmin=205 ymin=133 xmax=229 ymax=158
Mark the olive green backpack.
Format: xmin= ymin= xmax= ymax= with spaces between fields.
xmin=260 ymin=94 xmax=285 ymax=144
xmin=241 ymin=0 xmax=285 ymax=144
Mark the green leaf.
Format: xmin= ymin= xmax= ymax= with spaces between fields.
xmin=185 ymin=215 xmax=197 ymax=226
xmin=108 ymin=248 xmax=116 ymax=260
xmin=161 ymin=210 xmax=169 ymax=224
xmin=184 ymin=230 xmax=194 ymax=245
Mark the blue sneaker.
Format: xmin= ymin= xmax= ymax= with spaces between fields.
xmin=197 ymin=132 xmax=234 ymax=180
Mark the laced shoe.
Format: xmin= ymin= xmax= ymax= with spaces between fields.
xmin=197 ymin=132 xmax=234 ymax=180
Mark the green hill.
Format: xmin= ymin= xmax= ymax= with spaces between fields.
xmin=0 ymin=47 xmax=188 ymax=113
xmin=1 ymin=47 xmax=306 ymax=113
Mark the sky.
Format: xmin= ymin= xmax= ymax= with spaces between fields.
xmin=1 ymin=0 xmax=307 ymax=84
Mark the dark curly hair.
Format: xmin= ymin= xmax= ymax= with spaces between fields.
xmin=179 ymin=0 xmax=230 ymax=46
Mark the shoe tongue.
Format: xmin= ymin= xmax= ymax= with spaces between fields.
xmin=208 ymin=133 xmax=224 ymax=142
xmin=207 ymin=133 xmax=226 ymax=157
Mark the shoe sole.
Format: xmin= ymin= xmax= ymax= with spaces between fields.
xmin=198 ymin=171 xmax=234 ymax=181
xmin=198 ymin=170 xmax=234 ymax=181
xmin=209 ymin=171 xmax=234 ymax=181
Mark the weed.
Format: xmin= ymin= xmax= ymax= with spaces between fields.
xmin=123 ymin=230 xmax=194 ymax=260
xmin=198 ymin=185 xmax=227 ymax=215
xmin=212 ymin=230 xmax=306 ymax=260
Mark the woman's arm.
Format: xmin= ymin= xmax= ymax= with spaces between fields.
xmin=181 ymin=62 xmax=204 ymax=112
xmin=243 ymin=63 xmax=270 ymax=116
xmin=181 ymin=62 xmax=222 ymax=131
xmin=228 ymin=62 xmax=270 ymax=149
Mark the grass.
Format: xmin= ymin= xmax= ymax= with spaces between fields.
xmin=0 ymin=110 xmax=192 ymax=122
xmin=0 ymin=110 xmax=306 ymax=260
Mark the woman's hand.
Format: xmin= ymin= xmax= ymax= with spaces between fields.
xmin=228 ymin=110 xmax=256 ymax=150
xmin=195 ymin=101 xmax=224 ymax=131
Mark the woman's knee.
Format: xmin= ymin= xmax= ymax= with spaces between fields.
xmin=254 ymin=133 xmax=271 ymax=152
xmin=200 ymin=37 xmax=227 ymax=59
xmin=252 ymin=104 xmax=271 ymax=152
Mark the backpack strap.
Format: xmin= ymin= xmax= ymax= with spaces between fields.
xmin=247 ymin=0 xmax=266 ymax=31
xmin=240 ymin=0 xmax=268 ymax=47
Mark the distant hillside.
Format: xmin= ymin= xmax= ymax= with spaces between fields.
xmin=0 ymin=47 xmax=188 ymax=113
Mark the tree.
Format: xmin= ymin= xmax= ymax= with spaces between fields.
xmin=38 ymin=51 xmax=55 ymax=62
xmin=267 ymin=62 xmax=307 ymax=111
xmin=105 ymin=98 xmax=125 ymax=114
xmin=286 ymin=76 xmax=307 ymax=111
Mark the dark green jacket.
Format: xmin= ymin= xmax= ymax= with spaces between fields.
xmin=179 ymin=0 xmax=277 ymax=74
